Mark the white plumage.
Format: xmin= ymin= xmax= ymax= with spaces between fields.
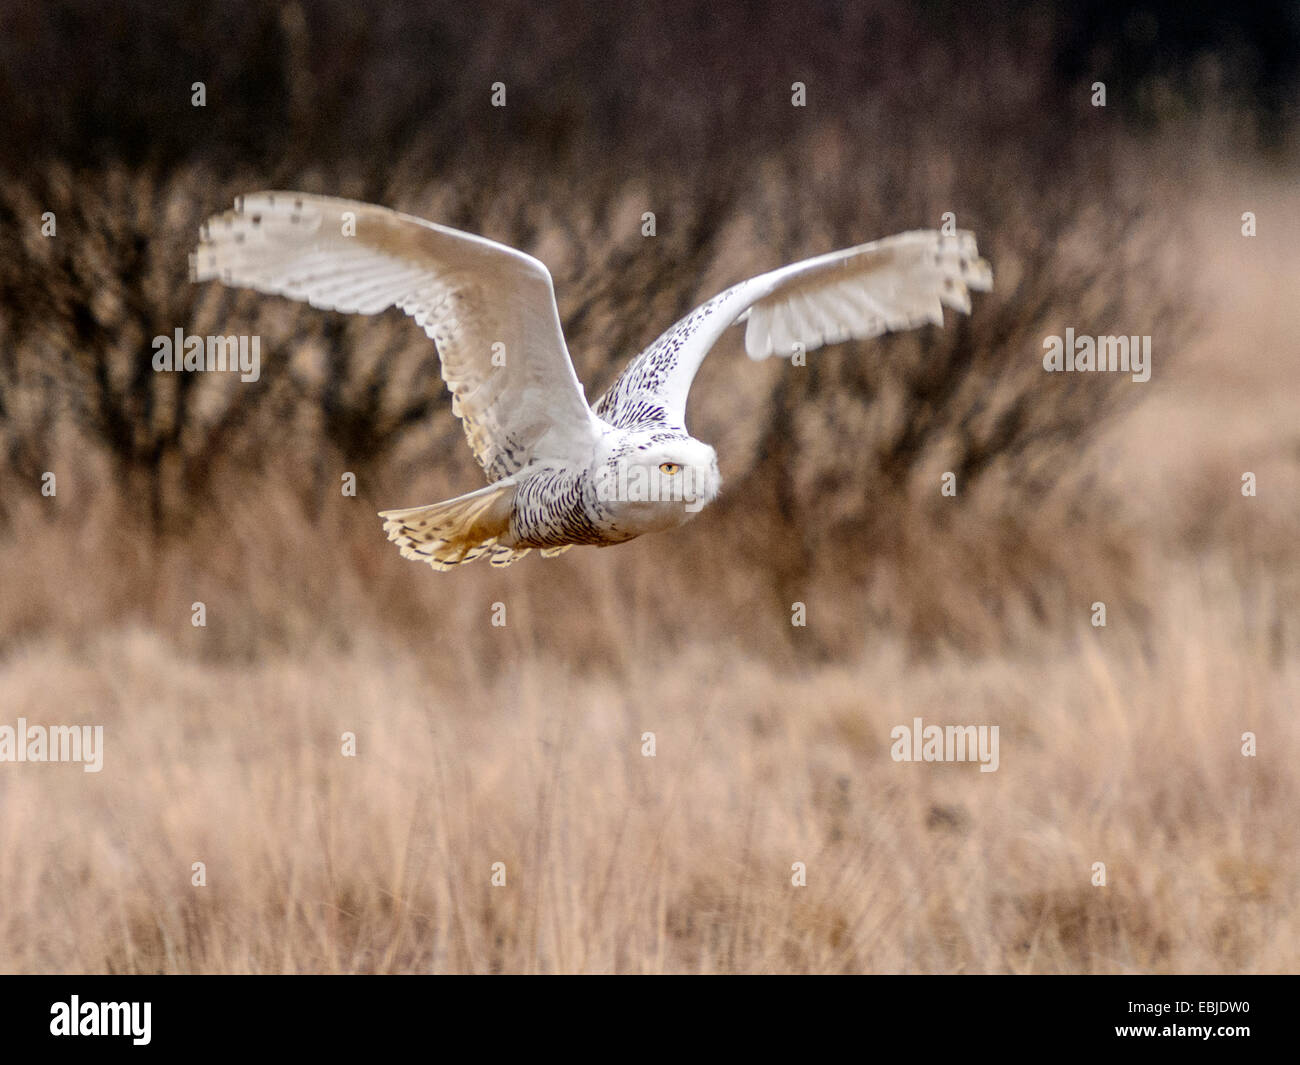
xmin=192 ymin=192 xmax=992 ymax=569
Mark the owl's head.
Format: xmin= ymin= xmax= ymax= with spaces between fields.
xmin=596 ymin=432 xmax=721 ymax=526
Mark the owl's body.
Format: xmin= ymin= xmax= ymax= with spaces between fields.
xmin=191 ymin=192 xmax=990 ymax=570
xmin=379 ymin=425 xmax=719 ymax=568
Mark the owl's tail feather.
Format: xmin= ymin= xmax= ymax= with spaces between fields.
xmin=379 ymin=480 xmax=528 ymax=570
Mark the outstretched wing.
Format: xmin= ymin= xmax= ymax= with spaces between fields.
xmin=595 ymin=230 xmax=992 ymax=430
xmin=192 ymin=192 xmax=602 ymax=479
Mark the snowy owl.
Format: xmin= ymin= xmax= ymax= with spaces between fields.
xmin=191 ymin=193 xmax=991 ymax=570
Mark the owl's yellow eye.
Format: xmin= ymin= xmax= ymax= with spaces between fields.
xmin=658 ymin=462 xmax=681 ymax=475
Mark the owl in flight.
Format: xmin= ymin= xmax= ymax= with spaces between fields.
xmin=192 ymin=193 xmax=991 ymax=570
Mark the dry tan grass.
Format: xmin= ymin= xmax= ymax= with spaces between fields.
xmin=0 ymin=166 xmax=1296 ymax=973
xmin=0 ymin=549 xmax=1294 ymax=974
